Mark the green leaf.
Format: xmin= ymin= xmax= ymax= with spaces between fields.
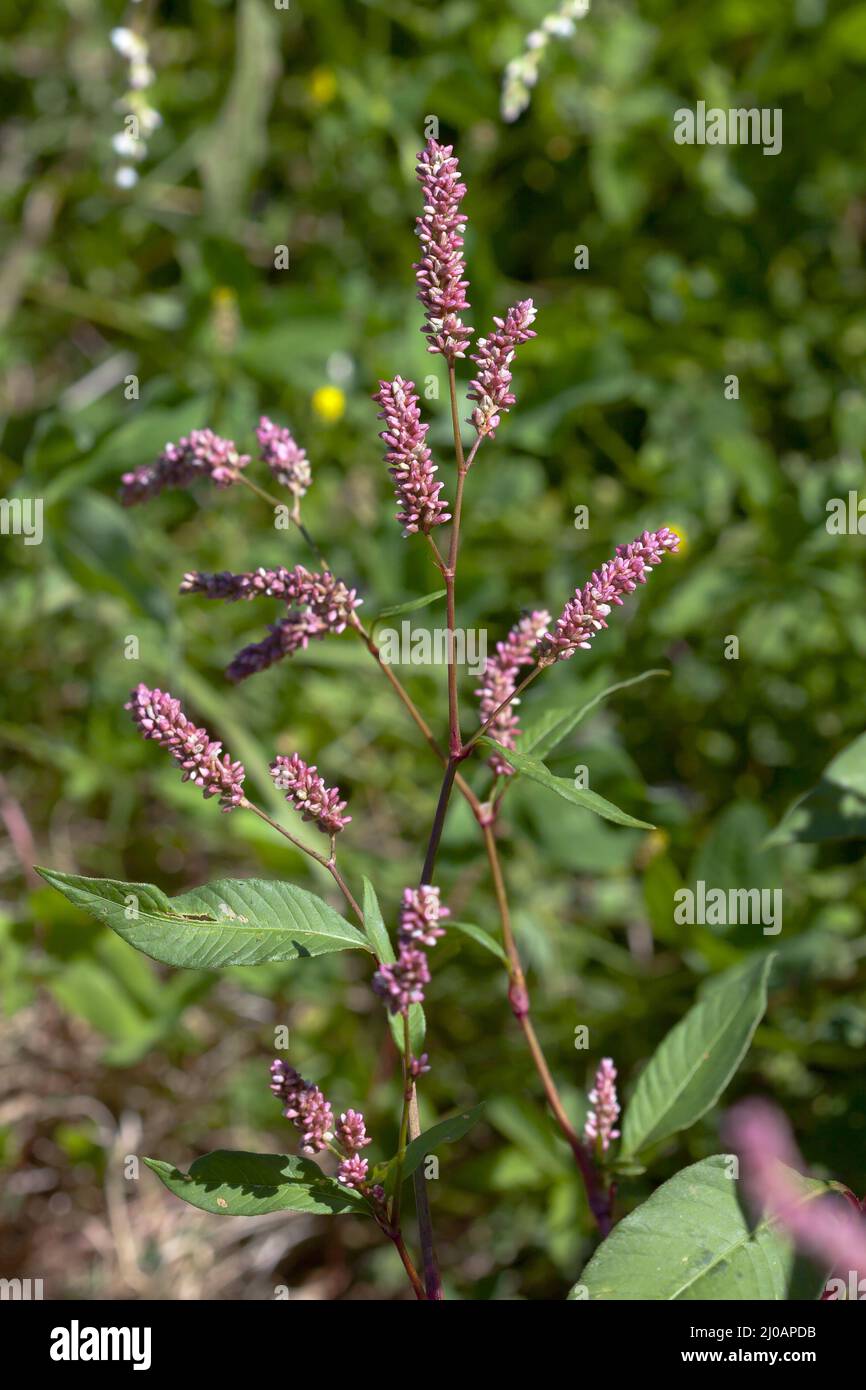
xmin=479 ymin=740 xmax=654 ymax=830
xmin=768 ymin=731 xmax=866 ymax=845
xmin=36 ymin=870 xmax=372 ymax=969
xmin=362 ymin=882 xmax=427 ymax=1057
xmin=388 ymin=1001 xmax=426 ymax=1060
xmin=574 ymin=1155 xmax=831 ymax=1300
xmin=621 ymin=953 xmax=774 ymax=1157
xmin=449 ymin=920 xmax=509 ymax=965
xmin=361 ymin=877 xmax=393 ymax=962
xmin=373 ymin=589 xmax=446 ymax=628
xmin=399 ymin=1103 xmax=485 ymax=1182
xmin=522 ymin=670 xmax=668 ymax=761
xmin=144 ymin=1151 xmax=367 ymax=1217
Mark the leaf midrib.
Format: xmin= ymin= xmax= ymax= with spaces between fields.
xmin=667 ymin=1189 xmax=821 ymax=1299
xmin=625 ymin=963 xmax=768 ymax=1153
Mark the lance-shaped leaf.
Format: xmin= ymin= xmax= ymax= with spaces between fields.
xmin=449 ymin=920 xmax=509 ymax=965
xmin=361 ymin=878 xmax=426 ymax=1057
xmin=768 ymin=731 xmax=866 ymax=845
xmin=37 ymin=869 xmax=371 ymax=969
xmin=145 ymin=1151 xmax=368 ymax=1217
xmin=522 ymin=669 xmax=668 ymax=761
xmin=620 ymin=953 xmax=774 ymax=1157
xmin=373 ymin=588 xmax=446 ymax=632
xmin=479 ymin=740 xmax=654 ymax=830
xmin=361 ymin=876 xmax=393 ymax=963
xmin=398 ymin=1103 xmax=485 ymax=1182
xmin=573 ymin=1154 xmax=831 ymax=1300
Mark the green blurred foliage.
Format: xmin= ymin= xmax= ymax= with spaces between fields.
xmin=1 ymin=0 xmax=866 ymax=1299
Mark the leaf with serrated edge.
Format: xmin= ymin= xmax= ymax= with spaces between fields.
xmin=145 ymin=1152 xmax=367 ymax=1216
xmin=479 ymin=741 xmax=654 ymax=830
xmin=621 ymin=954 xmax=774 ymax=1157
xmin=576 ymin=1155 xmax=830 ymax=1300
xmin=37 ymin=869 xmax=371 ymax=968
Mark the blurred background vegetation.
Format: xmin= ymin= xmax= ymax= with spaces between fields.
xmin=2 ymin=0 xmax=866 ymax=1300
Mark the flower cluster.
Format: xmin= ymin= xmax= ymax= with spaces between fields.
xmin=223 ymin=616 xmax=313 ymax=684
xmin=270 ymin=1062 xmax=376 ymax=1191
xmin=180 ymin=565 xmax=361 ymax=683
xmin=256 ymin=416 xmax=312 ymax=502
xmin=584 ymin=1058 xmax=620 ymax=1153
xmin=180 ymin=565 xmax=359 ymax=620
xmin=414 ymin=139 xmax=472 ymax=360
xmin=476 ymin=610 xmax=550 ymax=776
xmin=269 ymin=1060 xmax=335 ymax=1156
xmin=120 ymin=430 xmax=249 ymax=506
xmin=126 ymin=684 xmax=245 ymax=811
xmin=270 ymin=753 xmax=351 ymax=836
xmin=110 ymin=23 xmax=162 ymax=188
xmin=373 ymin=886 xmax=450 ymax=1017
xmin=539 ymin=528 xmax=680 ymax=664
xmin=501 ymin=0 xmax=591 ymax=123
xmin=468 ymin=300 xmax=537 ymax=439
xmin=374 ymin=377 xmax=451 ymax=536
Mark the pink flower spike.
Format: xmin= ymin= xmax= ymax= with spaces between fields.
xmin=120 ymin=430 xmax=249 ymax=504
xmin=584 ymin=1058 xmax=620 ymax=1153
xmin=540 ymin=528 xmax=680 ymax=664
xmin=180 ymin=565 xmax=362 ymax=683
xmin=337 ymin=1155 xmax=369 ymax=1189
xmin=414 ymin=139 xmax=473 ymax=360
xmin=374 ymin=377 xmax=452 ymax=536
xmin=468 ymin=299 xmax=537 ymax=439
xmin=476 ymin=610 xmax=550 ymax=776
xmin=399 ymin=885 xmax=450 ymax=947
xmin=336 ymin=1110 xmax=372 ymax=1155
xmin=269 ymin=1060 xmax=334 ymax=1156
xmin=126 ymin=684 xmax=245 ymax=811
xmin=256 ymin=416 xmax=312 ymax=501
xmin=372 ymin=944 xmax=431 ymax=1017
xmin=270 ymin=753 xmax=351 ymax=836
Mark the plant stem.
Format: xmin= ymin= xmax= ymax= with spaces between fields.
xmin=481 ymin=821 xmax=612 ymax=1235
xmin=445 ymin=363 xmax=466 ymax=756
xmin=236 ymin=472 xmax=329 ymax=568
xmin=243 ymin=800 xmax=364 ymax=927
xmin=460 ymin=664 xmax=545 ymax=757
xmin=409 ymin=1086 xmax=443 ymax=1299
xmin=390 ymin=1013 xmax=412 ymax=1231
xmin=388 ymin=1229 xmax=427 ymax=1300
xmin=420 ymin=758 xmax=459 ymax=883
